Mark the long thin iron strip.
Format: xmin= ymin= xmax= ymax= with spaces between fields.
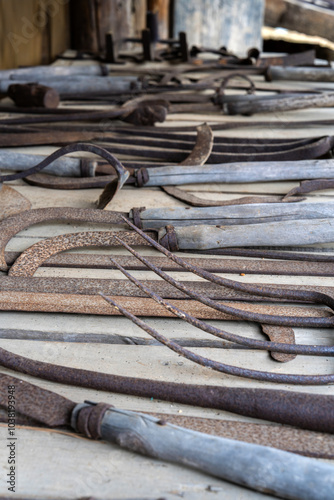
xmin=110 ymin=238 xmax=333 ymax=355
xmin=99 ymin=293 xmax=334 ymax=384
xmin=193 ymin=248 xmax=334 ymax=262
xmin=121 ymin=218 xmax=334 ymax=326
xmin=5 ymin=251 xmax=334 ymax=276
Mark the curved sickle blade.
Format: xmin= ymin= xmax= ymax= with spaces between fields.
xmin=179 ymin=123 xmax=213 ymax=166
xmin=99 ymin=124 xmax=213 ymax=210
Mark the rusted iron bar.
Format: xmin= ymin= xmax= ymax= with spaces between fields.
xmin=0 ymin=292 xmax=330 ymax=322
xmin=101 ymin=293 xmax=334 ymax=384
xmin=1 ymin=349 xmax=334 ymax=426
xmin=4 ymin=250 xmax=334 ymax=276
xmin=161 ymin=186 xmax=304 ymax=207
xmin=0 ymin=207 xmax=133 ymax=272
xmin=1 ymin=375 xmax=334 ymax=497
xmin=284 ymin=178 xmax=334 ymax=199
xmin=2 ymin=276 xmax=334 ymax=304
xmin=119 ymin=218 xmax=334 ymax=328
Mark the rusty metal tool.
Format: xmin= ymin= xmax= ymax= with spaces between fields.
xmin=1 ymin=406 xmax=333 ymax=460
xmin=1 ymin=353 xmax=334 ymax=428
xmin=107 ymin=218 xmax=334 ymax=329
xmin=283 ymin=178 xmax=334 ymax=199
xmin=6 ymin=83 xmax=60 ymax=108
xmin=0 ymin=206 xmax=154 ymax=272
xmin=0 ymin=374 xmax=333 ymax=499
xmin=0 ymin=185 xmax=31 ymax=221
xmin=161 ymin=186 xmax=304 ymax=207
xmin=0 ymin=100 xmax=168 ymax=127
xmin=0 ymin=144 xmax=129 ymax=199
xmin=4 ymin=251 xmax=334 ymax=277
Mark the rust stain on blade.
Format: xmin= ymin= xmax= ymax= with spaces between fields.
xmin=0 ymin=185 xmax=31 ymax=220
xmin=261 ymin=324 xmax=297 ymax=363
xmin=0 ymin=207 xmax=128 ymax=272
xmin=8 ymin=230 xmax=154 ymax=277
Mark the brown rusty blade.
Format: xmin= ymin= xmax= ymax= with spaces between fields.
xmin=150 ymin=413 xmax=334 ymax=459
xmin=0 ymin=207 xmax=129 ymax=272
xmin=99 ymin=123 xmax=213 ymax=209
xmin=178 ymin=123 xmax=213 ymax=166
xmin=5 ymin=251 xmax=334 ymax=277
xmin=0 ymin=185 xmax=31 ymax=220
xmin=0 ymin=130 xmax=96 ymax=147
xmin=0 ymin=373 xmax=75 ymax=427
xmin=1 ymin=373 xmax=334 ymax=457
xmin=161 ymin=186 xmax=305 ymax=207
xmin=24 ymin=172 xmax=119 ymax=189
xmin=283 ymin=178 xmax=334 ymax=199
xmin=8 ymin=231 xmax=154 ymax=277
xmin=0 ymin=291 xmax=331 ymax=323
xmin=2 ymin=276 xmax=334 ymax=304
xmin=261 ymin=325 xmax=297 ymax=363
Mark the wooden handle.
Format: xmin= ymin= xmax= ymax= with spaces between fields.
xmin=100 ymin=407 xmax=334 ymax=500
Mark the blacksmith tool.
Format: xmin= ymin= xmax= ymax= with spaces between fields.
xmin=0 ymin=375 xmax=333 ymax=499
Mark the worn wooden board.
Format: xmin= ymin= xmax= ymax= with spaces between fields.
xmin=1 ymin=61 xmax=334 ymax=500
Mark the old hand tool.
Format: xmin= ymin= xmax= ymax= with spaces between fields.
xmin=6 ymin=83 xmax=59 ymax=109
xmin=0 ymin=144 xmax=129 ymax=202
xmin=0 ymin=373 xmax=333 ymax=499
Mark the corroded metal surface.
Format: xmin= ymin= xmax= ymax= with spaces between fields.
xmin=101 ymin=293 xmax=334 ymax=384
xmin=8 ymin=231 xmax=153 ymax=277
xmin=0 ymin=207 xmax=128 ymax=272
xmin=178 ymin=123 xmax=213 ymax=166
xmin=0 ymin=291 xmax=330 ymax=322
xmin=0 ymin=374 xmax=75 ymax=427
xmin=117 ymin=219 xmax=334 ymax=328
xmin=261 ymin=325 xmax=296 ymax=363
xmin=5 ymin=251 xmax=334 ymax=276
xmin=161 ymin=186 xmax=304 ymax=207
xmin=2 ymin=276 xmax=334 ymax=302
xmin=0 ymin=186 xmax=31 ymax=221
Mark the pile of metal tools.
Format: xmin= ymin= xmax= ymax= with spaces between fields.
xmin=1 ymin=36 xmax=334 ymax=500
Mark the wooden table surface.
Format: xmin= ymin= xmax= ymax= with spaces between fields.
xmin=1 ymin=61 xmax=334 ymax=499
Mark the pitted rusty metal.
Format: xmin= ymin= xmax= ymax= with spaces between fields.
xmin=101 ymin=292 xmax=334 ymax=384
xmin=0 ymin=291 xmax=330 ymax=321
xmin=5 ymin=251 xmax=334 ymax=277
xmin=0 ymin=186 xmax=31 ymax=221
xmin=148 ymin=413 xmax=334 ymax=459
xmin=1 ymin=345 xmax=334 ymax=430
xmin=0 ymin=373 xmax=75 ymax=427
xmin=100 ymin=253 xmax=333 ymax=353
xmin=8 ymin=230 xmax=154 ymax=277
xmin=284 ymin=178 xmax=334 ymax=199
xmin=261 ymin=325 xmax=296 ymax=363
xmin=1 ymin=373 xmax=334 ymax=457
xmin=178 ymin=123 xmax=213 ymax=166
xmin=0 ymin=207 xmax=128 ymax=272
xmin=161 ymin=186 xmax=304 ymax=207
xmin=119 ymin=217 xmax=334 ymax=328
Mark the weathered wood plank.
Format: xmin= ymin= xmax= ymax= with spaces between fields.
xmin=173 ymin=0 xmax=264 ymax=55
xmin=0 ymin=425 xmax=278 ymax=499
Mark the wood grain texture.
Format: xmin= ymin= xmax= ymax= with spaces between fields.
xmin=173 ymin=0 xmax=264 ymax=54
xmin=0 ymin=0 xmax=69 ymax=69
